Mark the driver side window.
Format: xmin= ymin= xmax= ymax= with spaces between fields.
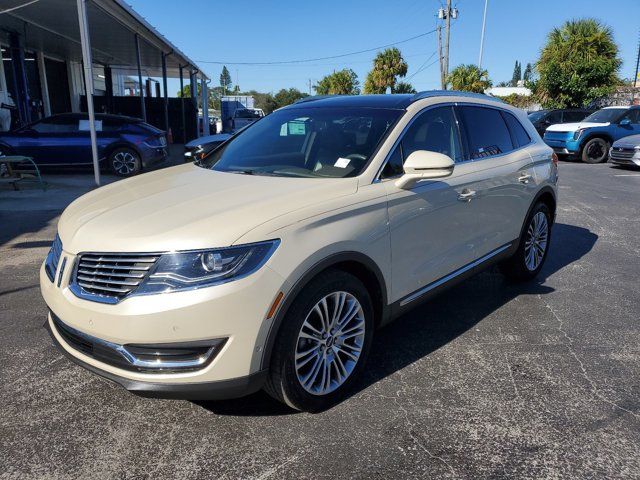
xmin=380 ymin=106 xmax=462 ymax=179
xmin=620 ymin=109 xmax=640 ymax=124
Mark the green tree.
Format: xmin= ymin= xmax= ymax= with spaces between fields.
xmin=523 ymin=63 xmax=533 ymax=82
xmin=314 ymin=69 xmax=360 ymax=95
xmin=511 ymin=61 xmax=521 ymax=87
xmin=394 ymin=81 xmax=417 ymax=94
xmin=363 ymin=47 xmax=408 ymax=94
xmin=447 ymin=64 xmax=492 ymax=93
xmin=220 ymin=66 xmax=232 ymax=94
xmin=272 ymin=88 xmax=308 ymax=109
xmin=536 ymin=19 xmax=621 ymax=108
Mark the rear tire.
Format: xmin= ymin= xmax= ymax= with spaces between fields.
xmin=109 ymin=147 xmax=141 ymax=177
xmin=500 ymin=202 xmax=552 ymax=282
xmin=581 ymin=137 xmax=609 ymax=164
xmin=265 ymin=270 xmax=374 ymax=412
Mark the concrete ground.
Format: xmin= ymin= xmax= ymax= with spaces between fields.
xmin=1 ymin=161 xmax=639 ymax=479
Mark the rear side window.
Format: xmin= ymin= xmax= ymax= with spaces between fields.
xmin=459 ymin=106 xmax=513 ymax=159
xmin=564 ymin=111 xmax=589 ymax=123
xmin=501 ymin=111 xmax=531 ymax=147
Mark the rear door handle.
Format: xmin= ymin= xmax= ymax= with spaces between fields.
xmin=457 ymin=189 xmax=477 ymax=202
xmin=518 ymin=173 xmax=532 ymax=184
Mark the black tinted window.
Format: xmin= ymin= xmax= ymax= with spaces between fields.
xmin=563 ymin=111 xmax=589 ymax=123
xmin=460 ymin=106 xmax=513 ymax=159
xmin=380 ymin=145 xmax=404 ymax=179
xmin=30 ymin=117 xmax=77 ymax=133
xmin=620 ymin=109 xmax=640 ymax=124
xmin=502 ymin=112 xmax=531 ymax=147
xmin=401 ymin=106 xmax=462 ymax=163
xmin=546 ymin=111 xmax=562 ymax=123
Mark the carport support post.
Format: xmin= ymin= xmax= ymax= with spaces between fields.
xmin=76 ymin=0 xmax=100 ymax=186
xmin=179 ymin=65 xmax=186 ymax=142
xmin=189 ymin=70 xmax=198 ymax=137
xmin=201 ymin=75 xmax=208 ymax=136
xmin=134 ymin=34 xmax=147 ymax=122
xmin=161 ymin=53 xmax=169 ymax=133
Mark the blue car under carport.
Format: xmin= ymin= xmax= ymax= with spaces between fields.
xmin=0 ymin=113 xmax=167 ymax=177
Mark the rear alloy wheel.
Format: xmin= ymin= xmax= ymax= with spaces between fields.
xmin=500 ymin=202 xmax=552 ymax=282
xmin=581 ymin=137 xmax=609 ymax=164
xmin=109 ymin=148 xmax=141 ymax=177
xmin=265 ymin=270 xmax=374 ymax=412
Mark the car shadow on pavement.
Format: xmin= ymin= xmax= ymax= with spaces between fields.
xmin=196 ymin=223 xmax=597 ymax=416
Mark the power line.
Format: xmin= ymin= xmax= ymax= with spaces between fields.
xmin=406 ymin=51 xmax=438 ymax=80
xmin=194 ymin=29 xmax=438 ymax=66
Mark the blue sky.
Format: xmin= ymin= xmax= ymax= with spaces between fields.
xmin=129 ymin=0 xmax=640 ymax=95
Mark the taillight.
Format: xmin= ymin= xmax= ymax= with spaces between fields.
xmin=552 ymin=152 xmax=558 ymax=166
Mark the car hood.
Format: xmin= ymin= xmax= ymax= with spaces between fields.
xmin=58 ymin=164 xmax=358 ymax=254
xmin=612 ymin=134 xmax=640 ymax=148
xmin=545 ymin=122 xmax=609 ymax=133
xmin=185 ymin=134 xmax=232 ymax=148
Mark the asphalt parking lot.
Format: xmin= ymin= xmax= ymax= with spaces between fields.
xmin=1 ymin=161 xmax=639 ymax=479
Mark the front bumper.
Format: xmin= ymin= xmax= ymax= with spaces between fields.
xmin=142 ymin=147 xmax=168 ymax=168
xmin=40 ymin=251 xmax=288 ymax=397
xmin=609 ymin=148 xmax=640 ymax=166
xmin=45 ymin=314 xmax=267 ymax=399
xmin=543 ymin=133 xmax=580 ymax=155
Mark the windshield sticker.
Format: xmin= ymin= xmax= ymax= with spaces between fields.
xmin=335 ymin=157 xmax=351 ymax=168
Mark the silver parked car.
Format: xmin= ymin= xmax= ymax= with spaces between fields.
xmin=609 ymin=134 xmax=640 ymax=167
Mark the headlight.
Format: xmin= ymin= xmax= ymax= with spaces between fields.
xmin=573 ymin=129 xmax=585 ymax=140
xmin=135 ymin=240 xmax=279 ymax=295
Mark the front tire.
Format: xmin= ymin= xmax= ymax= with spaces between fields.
xmin=581 ymin=137 xmax=609 ymax=164
xmin=265 ymin=270 xmax=374 ymax=412
xmin=500 ymin=202 xmax=552 ymax=282
xmin=109 ymin=147 xmax=141 ymax=177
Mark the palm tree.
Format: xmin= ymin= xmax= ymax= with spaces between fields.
xmin=446 ymin=64 xmax=492 ymax=93
xmin=363 ymin=48 xmax=408 ymax=94
xmin=536 ymin=19 xmax=621 ymax=108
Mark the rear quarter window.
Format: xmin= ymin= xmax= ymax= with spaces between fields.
xmin=501 ymin=111 xmax=531 ymax=147
xmin=460 ymin=106 xmax=514 ymax=159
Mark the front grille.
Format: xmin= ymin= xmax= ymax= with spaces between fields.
xmin=44 ymin=235 xmax=62 ymax=282
xmin=610 ymin=148 xmax=637 ymax=160
xmin=71 ymin=252 xmax=160 ymax=303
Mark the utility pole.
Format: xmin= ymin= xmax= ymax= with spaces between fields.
xmin=437 ymin=25 xmax=444 ymax=89
xmin=308 ymin=79 xmax=312 ymax=95
xmin=478 ymin=0 xmax=489 ymax=69
xmin=634 ymin=30 xmax=640 ymax=89
xmin=438 ymin=0 xmax=457 ymax=90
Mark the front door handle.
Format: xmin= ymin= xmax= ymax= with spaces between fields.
xmin=518 ymin=173 xmax=532 ymax=184
xmin=457 ymin=189 xmax=477 ymax=202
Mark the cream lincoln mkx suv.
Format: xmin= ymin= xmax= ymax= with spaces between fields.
xmin=42 ymin=92 xmax=557 ymax=412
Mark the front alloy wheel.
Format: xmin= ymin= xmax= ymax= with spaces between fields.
xmin=581 ymin=138 xmax=609 ymax=164
xmin=266 ymin=270 xmax=373 ymax=412
xmin=295 ymin=292 xmax=365 ymax=395
xmin=109 ymin=148 xmax=141 ymax=177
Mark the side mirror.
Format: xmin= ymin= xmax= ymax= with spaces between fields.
xmin=395 ymin=150 xmax=454 ymax=189
xmin=619 ymin=118 xmax=631 ymax=127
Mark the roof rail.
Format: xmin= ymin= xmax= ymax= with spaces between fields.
xmin=294 ymin=95 xmax=337 ymax=104
xmin=410 ymin=90 xmax=504 ymax=104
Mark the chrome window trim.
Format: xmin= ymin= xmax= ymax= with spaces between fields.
xmin=373 ymin=101 xmax=535 ymax=184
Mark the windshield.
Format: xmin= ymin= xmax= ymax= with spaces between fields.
xmin=528 ymin=111 xmax=546 ymax=122
xmin=202 ymin=107 xmax=402 ymax=178
xmin=583 ymin=108 xmax=626 ymax=123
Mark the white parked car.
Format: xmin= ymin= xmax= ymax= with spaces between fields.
xmin=41 ymin=92 xmax=557 ymax=412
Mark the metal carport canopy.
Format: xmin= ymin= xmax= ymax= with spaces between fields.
xmin=0 ymin=0 xmax=207 ymax=78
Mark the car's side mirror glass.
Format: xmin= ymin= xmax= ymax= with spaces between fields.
xmin=619 ymin=118 xmax=631 ymax=126
xmin=395 ymin=150 xmax=454 ymax=189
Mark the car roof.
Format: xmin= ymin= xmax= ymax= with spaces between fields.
xmin=284 ymin=91 xmax=504 ymax=111
xmin=45 ymin=113 xmax=143 ymax=123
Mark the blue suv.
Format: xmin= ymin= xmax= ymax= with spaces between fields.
xmin=0 ymin=113 xmax=167 ymax=177
xmin=543 ymin=106 xmax=640 ymax=163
